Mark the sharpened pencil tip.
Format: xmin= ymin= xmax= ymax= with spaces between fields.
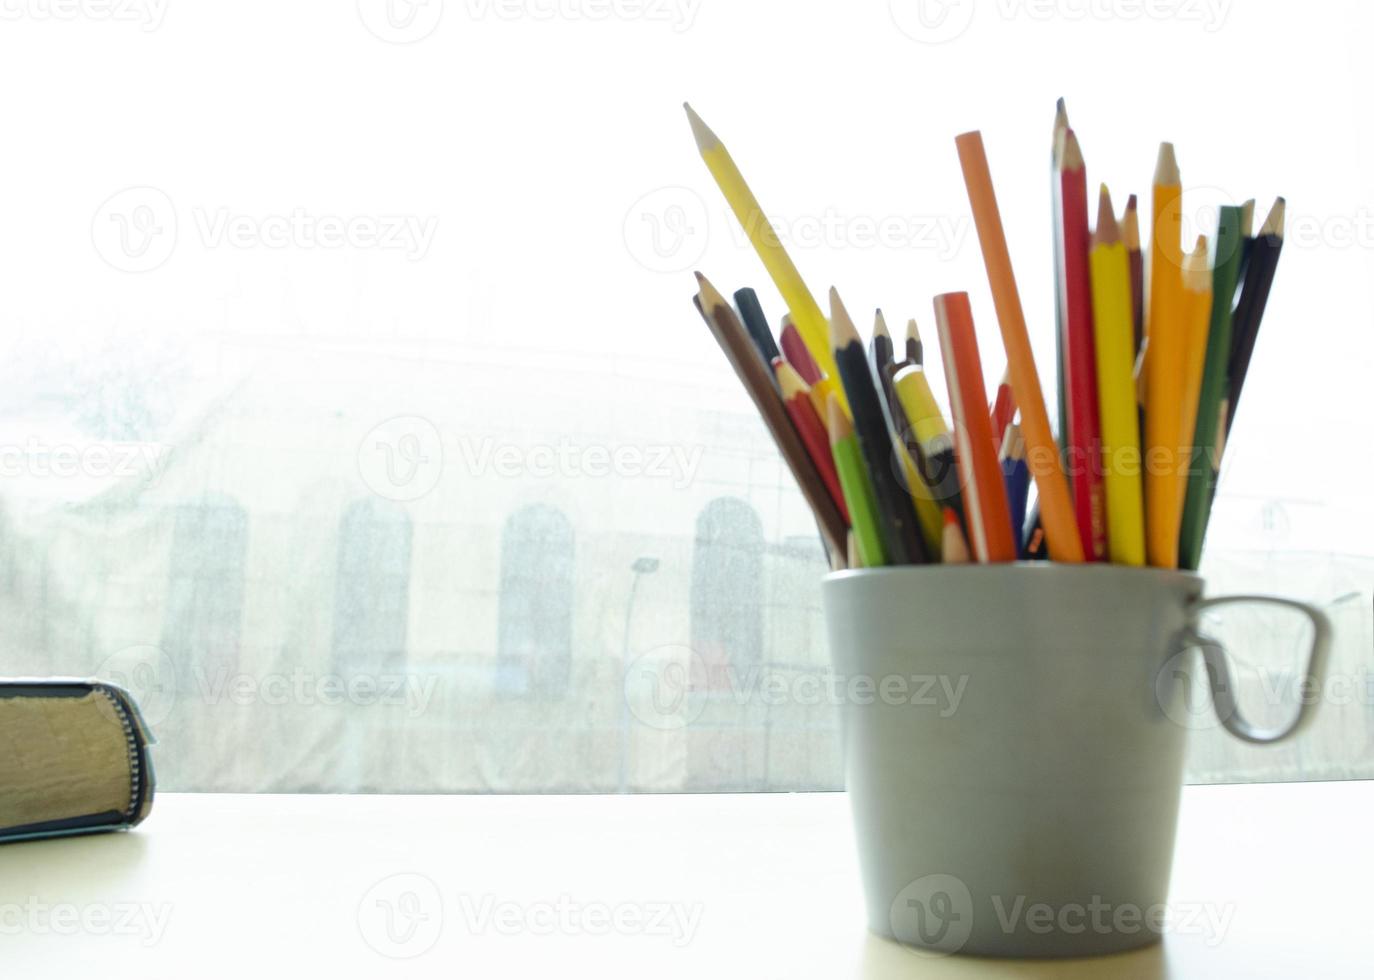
xmin=1053 ymin=97 xmax=1069 ymax=135
xmin=828 ymin=288 xmax=860 ymax=348
xmin=1154 ymin=142 xmax=1180 ymax=185
xmin=873 ymin=309 xmax=890 ymax=338
xmin=684 ymin=102 xmax=718 ymax=152
xmin=906 ymin=318 xmax=921 ymax=342
xmin=1260 ymin=197 xmax=1285 ymax=238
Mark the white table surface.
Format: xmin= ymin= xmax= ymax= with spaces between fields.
xmin=1 ymin=782 xmax=1369 ymax=978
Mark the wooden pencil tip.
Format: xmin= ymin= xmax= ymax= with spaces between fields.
xmin=826 ymin=392 xmax=850 ymax=443
xmin=1260 ymin=197 xmax=1286 ymax=238
xmin=906 ymin=318 xmax=921 ymax=342
xmin=1240 ymin=198 xmax=1256 ymax=238
xmin=1154 ymin=142 xmax=1180 ymax=185
xmin=683 ymin=102 xmax=718 ymax=152
xmin=1182 ymin=235 xmax=1211 ymax=289
xmin=873 ymin=309 xmax=891 ymax=338
xmin=1094 ymin=186 xmax=1120 ymax=245
xmin=694 ymin=271 xmax=727 ymax=308
xmin=1053 ymin=97 xmax=1069 ymax=136
xmin=1059 ymin=129 xmax=1084 ymax=171
xmin=1121 ymin=193 xmax=1141 ymax=249
xmin=828 ymin=288 xmax=859 ymax=347
xmin=775 ymin=359 xmax=808 ymax=399
xmin=1126 ymin=193 xmax=1138 ymax=211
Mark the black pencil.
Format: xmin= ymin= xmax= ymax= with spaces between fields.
xmin=1226 ymin=197 xmax=1285 ymax=429
xmin=830 ymin=288 xmax=928 ymax=564
xmin=905 ymin=318 xmax=924 ymax=367
xmin=870 ymin=308 xmax=895 ymax=373
xmin=734 ymin=287 xmax=782 ymax=371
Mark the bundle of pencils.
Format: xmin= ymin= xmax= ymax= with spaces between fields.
xmin=684 ymin=101 xmax=1284 ymax=572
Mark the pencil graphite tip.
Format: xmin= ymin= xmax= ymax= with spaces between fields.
xmin=683 ymin=102 xmax=719 ymax=152
xmin=1154 ymin=142 xmax=1180 ymax=185
xmin=1053 ymin=97 xmax=1069 ymax=136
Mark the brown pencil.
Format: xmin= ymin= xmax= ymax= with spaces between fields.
xmin=694 ymin=273 xmax=848 ymax=561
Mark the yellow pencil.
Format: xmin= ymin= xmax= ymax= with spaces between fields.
xmin=685 ymin=104 xmax=849 ymax=415
xmin=1088 ymin=185 xmax=1146 ymax=566
xmin=1144 ymin=143 xmax=1185 ymax=569
xmin=1176 ymin=235 xmax=1214 ymax=514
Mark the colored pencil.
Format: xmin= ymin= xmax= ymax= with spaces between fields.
xmin=782 ymin=314 xmax=842 ymax=421
xmin=1022 ymin=506 xmax=1048 ymax=561
xmin=828 ymin=394 xmax=886 ymax=568
xmin=932 ymin=291 xmax=1017 ymax=563
xmin=1088 ymin=186 xmax=1146 ymax=567
xmin=1144 ymin=142 xmax=1186 ymax=569
xmin=775 ymin=358 xmax=850 ymax=524
xmin=734 ymin=287 xmax=782 ymax=370
xmin=880 ymin=374 xmax=946 ymax=558
xmin=1052 ymin=99 xmax=1070 ymax=458
xmin=1123 ymin=193 xmax=1144 ymax=356
xmin=693 ymin=273 xmax=848 ymax=560
xmin=1236 ymin=198 xmax=1256 ymax=295
xmin=1056 ymin=128 xmax=1107 ymax=561
xmin=1176 ymin=235 xmax=1214 ymax=527
xmin=780 ymin=316 xmax=820 ymax=384
xmin=956 ymin=129 xmax=1085 ymax=563
xmin=1178 ymin=206 xmax=1245 ymax=571
xmin=990 ymin=366 xmax=1015 ymax=450
xmin=891 ymin=364 xmax=965 ymax=525
xmin=905 ymin=318 xmax=924 ymax=366
xmin=685 ymin=104 xmax=848 ymax=414
xmin=830 ymin=288 xmax=928 ymax=564
xmin=871 ymin=309 xmax=895 ymax=370
xmin=1227 ymin=197 xmax=1285 ymax=426
xmin=941 ymin=507 xmax=971 ymax=564
xmin=999 ymin=424 xmax=1030 ymax=558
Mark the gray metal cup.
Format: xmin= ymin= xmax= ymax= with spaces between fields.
xmin=822 ymin=563 xmax=1330 ymax=958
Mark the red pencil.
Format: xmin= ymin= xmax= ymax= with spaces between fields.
xmin=779 ymin=316 xmax=822 ymax=385
xmin=773 ymin=357 xmax=849 ymax=523
xmin=1055 ymin=128 xmax=1108 ymax=561
xmin=933 ymin=292 xmax=1016 ymax=563
xmin=990 ymin=366 xmax=1015 ymax=450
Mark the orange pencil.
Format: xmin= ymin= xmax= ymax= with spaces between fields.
xmin=932 ymin=292 xmax=1017 ymax=563
xmin=955 ymin=130 xmax=1084 ymax=563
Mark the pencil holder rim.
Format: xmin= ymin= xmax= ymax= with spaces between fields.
xmin=822 ymin=562 xmax=1203 ymax=587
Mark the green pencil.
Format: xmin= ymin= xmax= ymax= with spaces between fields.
xmin=827 ymin=393 xmax=887 ymax=568
xmin=1177 ymin=205 xmax=1244 ymax=570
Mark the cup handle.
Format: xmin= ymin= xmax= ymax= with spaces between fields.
xmin=1179 ymin=595 xmax=1333 ymax=744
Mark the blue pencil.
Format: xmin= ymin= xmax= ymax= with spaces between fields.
xmin=1000 ymin=424 xmax=1030 ymax=557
